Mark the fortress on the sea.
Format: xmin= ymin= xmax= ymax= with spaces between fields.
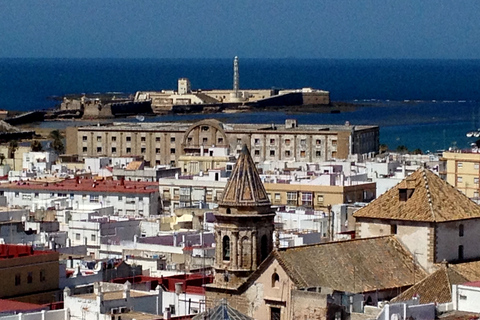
xmin=134 ymin=56 xmax=330 ymax=114
xmin=56 ymin=57 xmax=330 ymax=119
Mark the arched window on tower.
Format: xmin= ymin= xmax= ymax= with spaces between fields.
xmin=261 ymin=235 xmax=269 ymax=262
xmin=223 ymin=236 xmax=230 ymax=261
xmin=240 ymin=236 xmax=251 ymax=269
xmin=271 ymin=273 xmax=280 ymax=288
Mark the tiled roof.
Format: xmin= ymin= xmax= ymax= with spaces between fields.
xmin=192 ymin=299 xmax=253 ymax=320
xmin=0 ymin=178 xmax=158 ymax=194
xmin=354 ymin=168 xmax=480 ymax=222
xmin=125 ymin=161 xmax=144 ymax=171
xmin=391 ymin=264 xmax=468 ymax=304
xmin=451 ymin=260 xmax=480 ymax=282
xmin=0 ymin=299 xmax=46 ymax=312
xmin=274 ymin=236 xmax=426 ymax=293
xmin=218 ymin=145 xmax=271 ymax=208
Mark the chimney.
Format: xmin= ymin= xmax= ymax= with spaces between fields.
xmin=123 ymin=281 xmax=131 ymax=299
xmin=163 ymin=308 xmax=171 ymax=320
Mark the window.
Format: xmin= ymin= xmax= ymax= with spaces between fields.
xmin=237 ymin=138 xmax=241 ymax=144
xmin=156 ymin=148 xmax=160 ymax=154
xmin=316 ymin=139 xmax=321 ymax=145
xmin=155 ymin=137 xmax=160 ymax=142
xmin=90 ymin=195 xmax=99 ymax=203
xmin=285 ymin=150 xmax=291 ymax=157
xmin=34 ymin=193 xmax=39 ymax=198
xmin=141 ymin=147 xmax=146 ymax=154
xmin=300 ymin=150 xmax=306 ymax=158
xmin=332 ymin=151 xmax=337 ymax=158
xmin=316 ymin=151 xmax=321 ymax=157
xmin=254 ymin=150 xmax=260 ymax=156
xmin=201 ymin=126 xmax=209 ymax=131
xmin=475 ymin=163 xmax=479 ymax=170
xmin=111 ymin=147 xmax=116 ymax=153
xmin=97 ymin=136 xmax=101 ymax=142
xmin=270 ymin=138 xmax=275 ymax=144
xmin=274 ymin=193 xmax=281 ymax=200
xmin=97 ymin=147 xmax=102 ymax=153
xmin=270 ymin=307 xmax=281 ymax=320
xmin=126 ymin=147 xmax=131 ymax=153
xmin=141 ymin=136 xmax=146 ymax=142
xmin=254 ymin=138 xmax=260 ymax=145
xmin=223 ymin=236 xmax=230 ymax=261
xmin=27 ymin=272 xmax=33 ymax=284
xmin=458 ymin=176 xmax=463 ymax=183
xmin=285 ymin=139 xmax=291 ymax=145
xmin=287 ymin=192 xmax=297 ymax=205
xmin=91 ymin=234 xmax=96 ymax=242
xmin=391 ymin=224 xmax=397 ymax=234
xmin=458 ymin=162 xmax=463 ymax=168
xmin=126 ymin=136 xmax=131 ymax=142
xmin=300 ymin=139 xmax=306 ymax=146
xmin=458 ymin=245 xmax=464 ymax=261
xmin=170 ymin=137 xmax=175 ymax=143
xmin=82 ymin=136 xmax=87 ymax=141
xmin=202 ymin=137 xmax=208 ymax=144
xmin=170 ymin=148 xmax=175 ymax=154
xmin=301 ymin=192 xmax=313 ymax=207
xmin=218 ymin=137 xmax=224 ymax=144
xmin=118 ymin=196 xmax=123 ymax=200
xmin=271 ymin=273 xmax=280 ymax=288
xmin=169 ymin=305 xmax=176 ymax=315
xmin=332 ymin=140 xmax=337 ymax=146
xmin=475 ymin=178 xmax=479 ymax=184
xmin=15 ymin=192 xmax=19 ymax=198
xmin=111 ymin=136 xmax=117 ymax=142
xmin=82 ymin=147 xmax=87 ymax=153
xmin=270 ymin=150 xmax=275 ymax=156
xmin=317 ymin=195 xmax=324 ymax=204
xmin=459 ymin=224 xmax=464 ymax=237
xmin=15 ymin=274 xmax=21 ymax=286
xmin=40 ymin=269 xmax=46 ymax=282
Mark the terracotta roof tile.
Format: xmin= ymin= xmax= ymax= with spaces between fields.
xmin=218 ymin=145 xmax=270 ymax=208
xmin=451 ymin=260 xmax=480 ymax=282
xmin=275 ymin=236 xmax=426 ymax=293
xmin=391 ymin=264 xmax=468 ymax=304
xmin=354 ymin=168 xmax=480 ymax=222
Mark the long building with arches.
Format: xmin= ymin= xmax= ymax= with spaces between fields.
xmin=66 ymin=119 xmax=379 ymax=167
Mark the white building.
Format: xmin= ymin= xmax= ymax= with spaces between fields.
xmin=0 ymin=178 xmax=160 ymax=216
xmin=22 ymin=151 xmax=58 ymax=173
xmin=64 ymin=281 xmax=162 ymax=320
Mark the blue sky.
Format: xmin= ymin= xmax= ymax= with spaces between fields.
xmin=1 ymin=0 xmax=480 ymax=59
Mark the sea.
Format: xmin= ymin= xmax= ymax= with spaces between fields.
xmin=1 ymin=58 xmax=480 ymax=153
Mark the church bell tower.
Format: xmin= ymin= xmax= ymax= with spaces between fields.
xmin=212 ymin=145 xmax=276 ymax=288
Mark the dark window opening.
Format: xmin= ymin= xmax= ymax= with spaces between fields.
xmin=271 ymin=307 xmax=281 ymax=320
xmin=271 ymin=273 xmax=280 ymax=287
xmin=459 ymin=245 xmax=464 ymax=261
xmin=223 ymin=236 xmax=230 ymax=261
xmin=459 ymin=224 xmax=464 ymax=237
xmin=391 ymin=224 xmax=397 ymax=234
xmin=399 ymin=188 xmax=414 ymax=201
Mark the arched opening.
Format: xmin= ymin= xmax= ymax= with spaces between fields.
xmin=271 ymin=273 xmax=280 ymax=288
xmin=223 ymin=236 xmax=230 ymax=261
xmin=261 ymin=235 xmax=269 ymax=262
xmin=226 ymin=208 xmax=231 ymax=214
xmin=459 ymin=224 xmax=464 ymax=237
xmin=240 ymin=236 xmax=251 ymax=269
